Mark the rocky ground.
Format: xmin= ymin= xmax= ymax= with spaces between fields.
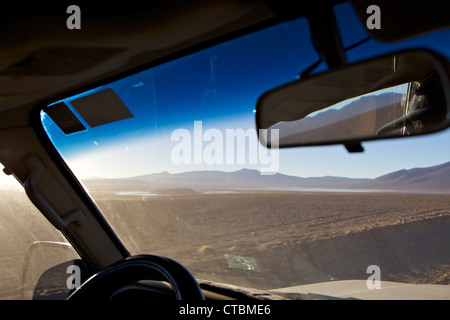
xmin=96 ymin=191 xmax=450 ymax=290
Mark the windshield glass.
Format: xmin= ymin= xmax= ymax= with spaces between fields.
xmin=40 ymin=4 xmax=450 ymax=293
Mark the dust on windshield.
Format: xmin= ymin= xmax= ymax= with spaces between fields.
xmin=40 ymin=9 xmax=450 ymax=292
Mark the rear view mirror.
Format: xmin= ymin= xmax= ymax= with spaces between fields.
xmin=256 ymin=49 xmax=450 ymax=150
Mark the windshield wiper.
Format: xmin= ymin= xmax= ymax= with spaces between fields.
xmin=198 ymin=279 xmax=358 ymax=300
xmin=197 ymin=280 xmax=288 ymax=300
xmin=268 ymin=290 xmax=358 ymax=300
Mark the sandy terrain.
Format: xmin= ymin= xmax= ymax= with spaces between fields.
xmin=94 ymin=191 xmax=450 ymax=290
xmin=0 ymin=189 xmax=448 ymax=298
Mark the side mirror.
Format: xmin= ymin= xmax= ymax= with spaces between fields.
xmin=20 ymin=241 xmax=89 ymax=300
xmin=256 ymin=49 xmax=450 ymax=150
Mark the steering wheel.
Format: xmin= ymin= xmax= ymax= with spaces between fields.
xmin=67 ymin=254 xmax=205 ymax=300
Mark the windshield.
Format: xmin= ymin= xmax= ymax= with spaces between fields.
xmin=40 ymin=3 xmax=450 ymax=293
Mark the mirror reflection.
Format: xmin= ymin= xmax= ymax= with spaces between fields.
xmin=256 ymin=50 xmax=449 ymax=148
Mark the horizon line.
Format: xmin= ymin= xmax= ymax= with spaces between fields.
xmin=81 ymin=160 xmax=450 ymax=181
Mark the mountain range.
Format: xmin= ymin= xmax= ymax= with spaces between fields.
xmin=83 ymin=161 xmax=450 ymax=194
xmin=356 ymin=161 xmax=450 ymax=193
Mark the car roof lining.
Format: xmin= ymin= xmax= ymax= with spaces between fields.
xmin=350 ymin=0 xmax=450 ymax=43
xmin=0 ymin=1 xmax=289 ymax=117
xmin=1 ymin=0 xmax=449 ymax=128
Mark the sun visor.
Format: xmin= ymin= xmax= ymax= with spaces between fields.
xmin=45 ymin=88 xmax=134 ymax=135
xmin=44 ymin=102 xmax=87 ymax=135
xmin=70 ymin=88 xmax=134 ymax=128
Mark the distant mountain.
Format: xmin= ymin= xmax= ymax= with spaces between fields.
xmin=355 ymin=162 xmax=450 ymax=193
xmin=127 ymin=168 xmax=370 ymax=190
xmin=82 ymin=162 xmax=450 ymax=194
xmin=277 ymin=92 xmax=404 ymax=142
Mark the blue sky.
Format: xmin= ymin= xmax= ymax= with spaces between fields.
xmin=34 ymin=2 xmax=450 ymax=181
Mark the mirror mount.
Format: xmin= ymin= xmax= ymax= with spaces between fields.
xmin=306 ymin=3 xmax=348 ymax=70
xmin=344 ymin=142 xmax=364 ymax=153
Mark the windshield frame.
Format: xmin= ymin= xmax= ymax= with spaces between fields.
xmin=31 ymin=6 xmax=450 ymax=292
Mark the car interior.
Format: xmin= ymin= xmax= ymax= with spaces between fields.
xmin=1 ymin=0 xmax=449 ymax=302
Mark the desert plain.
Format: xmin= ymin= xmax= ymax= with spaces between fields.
xmin=95 ymin=190 xmax=450 ymax=290
xmin=0 ymin=188 xmax=449 ymax=298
